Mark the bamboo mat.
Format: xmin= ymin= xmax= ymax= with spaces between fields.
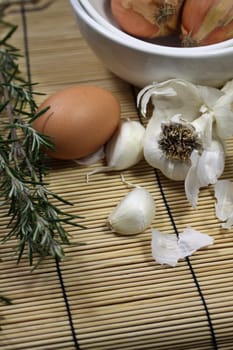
xmin=1 ymin=1 xmax=233 ymax=349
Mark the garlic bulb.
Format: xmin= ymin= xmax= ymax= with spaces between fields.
xmin=137 ymin=78 xmax=233 ymax=207
xmin=87 ymin=119 xmax=145 ymax=179
xmin=107 ymin=187 xmax=155 ymax=235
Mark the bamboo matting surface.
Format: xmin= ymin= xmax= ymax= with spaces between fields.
xmin=1 ymin=1 xmax=233 ymax=349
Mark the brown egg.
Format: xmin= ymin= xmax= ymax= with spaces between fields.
xmin=33 ymin=85 xmax=121 ymax=160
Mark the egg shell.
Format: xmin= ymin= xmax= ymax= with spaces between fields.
xmin=33 ymin=85 xmax=121 ymax=160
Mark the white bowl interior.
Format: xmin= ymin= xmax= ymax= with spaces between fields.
xmin=80 ymin=0 xmax=233 ymax=50
xmin=70 ymin=0 xmax=233 ymax=87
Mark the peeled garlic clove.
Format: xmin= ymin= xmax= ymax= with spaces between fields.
xmin=105 ymin=119 xmax=145 ymax=169
xmin=181 ymin=0 xmax=233 ymax=46
xmin=87 ymin=119 xmax=145 ymax=179
xmin=107 ymin=187 xmax=155 ymax=235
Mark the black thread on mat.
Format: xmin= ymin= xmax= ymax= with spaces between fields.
xmin=55 ymin=257 xmax=81 ymax=350
xmin=20 ymin=4 xmax=80 ymax=349
xmin=130 ymin=85 xmax=218 ymax=349
xmin=154 ymin=169 xmax=218 ymax=350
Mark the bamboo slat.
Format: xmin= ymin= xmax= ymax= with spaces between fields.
xmin=1 ymin=0 xmax=233 ymax=349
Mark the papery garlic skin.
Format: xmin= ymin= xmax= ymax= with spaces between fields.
xmin=151 ymin=227 xmax=214 ymax=267
xmin=151 ymin=229 xmax=180 ymax=267
xmin=185 ymin=140 xmax=225 ymax=208
xmin=214 ymin=180 xmax=233 ymax=229
xmin=213 ymin=91 xmax=233 ymax=140
xmin=107 ymin=187 xmax=155 ymax=235
xmin=87 ymin=119 xmax=145 ymax=179
xmin=178 ymin=227 xmax=214 ymax=258
xmin=138 ymin=79 xmax=203 ymax=121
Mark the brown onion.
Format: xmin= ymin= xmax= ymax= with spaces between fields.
xmin=111 ymin=0 xmax=184 ymax=39
xmin=181 ymin=0 xmax=233 ymax=46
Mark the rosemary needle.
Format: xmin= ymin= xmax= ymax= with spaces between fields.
xmin=0 ymin=6 xmax=84 ymax=266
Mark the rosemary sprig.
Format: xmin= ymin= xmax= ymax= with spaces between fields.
xmin=0 ymin=7 xmax=84 ymax=266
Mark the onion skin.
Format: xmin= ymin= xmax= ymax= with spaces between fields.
xmin=181 ymin=0 xmax=233 ymax=46
xmin=111 ymin=0 xmax=184 ymax=39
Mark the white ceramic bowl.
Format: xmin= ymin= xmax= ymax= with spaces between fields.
xmin=70 ymin=0 xmax=233 ymax=88
xmin=80 ymin=0 xmax=233 ymax=50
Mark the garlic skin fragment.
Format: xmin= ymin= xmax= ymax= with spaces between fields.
xmin=214 ymin=180 xmax=233 ymax=229
xmin=151 ymin=227 xmax=214 ymax=267
xmin=138 ymin=79 xmax=204 ymax=121
xmin=151 ymin=229 xmax=180 ymax=267
xmin=87 ymin=119 xmax=145 ymax=178
xmin=107 ymin=187 xmax=155 ymax=235
xmin=213 ymin=90 xmax=233 ymax=140
xmin=178 ymin=227 xmax=214 ymax=259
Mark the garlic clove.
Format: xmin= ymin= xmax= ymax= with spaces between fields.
xmin=191 ymin=112 xmax=213 ymax=149
xmin=222 ymin=78 xmax=233 ymax=94
xmin=184 ymin=151 xmax=201 ymax=208
xmin=185 ymin=140 xmax=225 ymax=208
xmin=213 ymin=91 xmax=233 ymax=140
xmin=143 ymin=113 xmax=167 ymax=170
xmin=197 ymin=85 xmax=224 ymax=109
xmin=107 ymin=187 xmax=155 ymax=235
xmin=106 ymin=119 xmax=145 ymax=169
xmin=86 ymin=119 xmax=145 ymax=180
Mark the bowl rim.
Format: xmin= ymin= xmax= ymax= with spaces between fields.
xmin=70 ymin=0 xmax=233 ymax=58
xmin=80 ymin=0 xmax=233 ymax=52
